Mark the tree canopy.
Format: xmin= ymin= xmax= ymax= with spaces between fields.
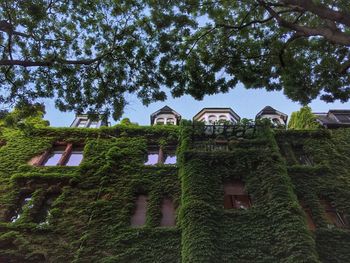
xmin=0 ymin=102 xmax=49 ymax=128
xmin=1 ymin=1 xmax=350 ymax=119
xmin=288 ymin=106 xmax=320 ymax=130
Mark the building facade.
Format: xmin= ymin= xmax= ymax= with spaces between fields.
xmin=0 ymin=111 xmax=349 ymax=262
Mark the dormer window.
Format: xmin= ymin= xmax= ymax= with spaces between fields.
xmin=150 ymin=106 xmax=181 ymax=126
xmin=70 ymin=114 xmax=107 ymax=128
xmin=77 ymin=118 xmax=88 ymax=128
xmin=208 ymin=115 xmax=217 ymax=124
xmin=193 ymin=108 xmax=241 ymax=125
xmin=166 ymin=118 xmax=175 ymax=125
xmin=219 ymin=115 xmax=227 ymax=121
xmin=156 ymin=118 xmax=165 ymax=125
xmin=89 ymin=121 xmax=99 ymax=128
xmin=272 ymin=118 xmax=281 ymax=125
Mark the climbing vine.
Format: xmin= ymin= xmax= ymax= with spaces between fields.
xmin=0 ymin=122 xmax=349 ymax=262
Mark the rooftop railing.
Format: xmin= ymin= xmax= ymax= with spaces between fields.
xmin=190 ymin=123 xmax=258 ymax=141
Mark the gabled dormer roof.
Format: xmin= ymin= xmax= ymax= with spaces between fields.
xmin=256 ymin=106 xmax=288 ymax=121
xmin=193 ymin=107 xmax=241 ymax=122
xmin=150 ymin=106 xmax=181 ymax=124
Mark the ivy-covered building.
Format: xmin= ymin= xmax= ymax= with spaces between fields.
xmin=0 ymin=108 xmax=349 ymax=263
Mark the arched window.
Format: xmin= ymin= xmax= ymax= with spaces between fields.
xmin=160 ymin=198 xmax=176 ymax=226
xmin=131 ymin=195 xmax=148 ymax=227
xmin=10 ymin=193 xmax=32 ymax=222
xmin=166 ymin=118 xmax=175 ymax=125
xmin=272 ymin=118 xmax=281 ymax=125
xmin=320 ymin=199 xmax=347 ymax=228
xmin=224 ymin=180 xmax=251 ymax=209
xmin=156 ymin=118 xmax=165 ymax=125
xmin=208 ymin=115 xmax=217 ymax=124
xmin=219 ymin=115 xmax=227 ymax=121
xmin=299 ymin=201 xmax=316 ymax=231
xmin=34 ymin=192 xmax=61 ymax=224
xmin=77 ymin=118 xmax=88 ymax=127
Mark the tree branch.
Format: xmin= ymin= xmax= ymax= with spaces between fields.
xmin=281 ymin=0 xmax=350 ymax=28
xmin=216 ymin=9 xmax=299 ymax=30
xmin=279 ymin=33 xmax=304 ymax=68
xmin=258 ymin=0 xmax=350 ymax=46
xmin=0 ymin=20 xmax=33 ymax=38
xmin=186 ymin=27 xmax=218 ymax=56
xmin=0 ymin=55 xmax=107 ymax=67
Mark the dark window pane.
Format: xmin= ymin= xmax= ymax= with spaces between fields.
xmin=145 ymin=153 xmax=159 ymax=165
xmin=304 ymin=209 xmax=316 ymax=230
xmin=320 ymin=199 xmax=347 ymax=227
xmin=300 ymin=201 xmax=316 ymax=231
xmin=224 ymin=181 xmax=251 ymax=210
xmin=156 ymin=118 xmax=164 ymax=125
xmin=234 ymin=195 xmax=251 ymax=209
xmin=272 ymin=118 xmax=281 ymax=125
xmin=160 ymin=198 xmax=176 ymax=226
xmin=224 ymin=195 xmax=233 ymax=209
xmin=131 ymin=195 xmax=148 ymax=227
xmin=166 ymin=119 xmax=175 ymax=125
xmin=293 ymin=145 xmax=313 ymax=165
xmin=10 ymin=195 xmax=32 ymax=222
xmin=34 ymin=193 xmax=60 ymax=224
xmin=164 ymin=155 xmax=176 ymax=165
xmin=324 ymin=209 xmax=346 ymax=227
xmin=66 ymin=152 xmax=83 ymax=166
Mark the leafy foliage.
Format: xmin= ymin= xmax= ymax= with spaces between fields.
xmin=0 ymin=1 xmax=169 ymax=120
xmin=0 ymin=103 xmax=49 ymax=128
xmin=151 ymin=0 xmax=350 ymax=105
xmin=288 ymin=106 xmax=320 ymax=130
xmin=1 ymin=1 xmax=350 ymax=118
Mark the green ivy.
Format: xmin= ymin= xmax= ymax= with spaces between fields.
xmin=0 ymin=123 xmax=349 ymax=262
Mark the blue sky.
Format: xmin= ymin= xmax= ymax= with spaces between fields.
xmin=44 ymin=83 xmax=350 ymax=127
